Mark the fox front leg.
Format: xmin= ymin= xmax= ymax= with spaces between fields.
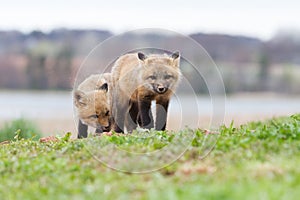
xmin=155 ymin=100 xmax=169 ymax=131
xmin=138 ymin=99 xmax=154 ymax=129
xmin=126 ymin=100 xmax=139 ymax=132
xmin=113 ymin=100 xmax=127 ymax=133
xmin=78 ymin=119 xmax=88 ymax=138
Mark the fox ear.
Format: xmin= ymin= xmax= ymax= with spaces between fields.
xmin=171 ymin=51 xmax=180 ymax=59
xmin=74 ymin=90 xmax=87 ymax=107
xmin=98 ymin=83 xmax=108 ymax=92
xmin=170 ymin=51 xmax=180 ymax=67
xmin=138 ymin=52 xmax=147 ymax=61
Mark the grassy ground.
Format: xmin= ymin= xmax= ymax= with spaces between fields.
xmin=0 ymin=118 xmax=42 ymax=142
xmin=1 ymin=114 xmax=300 ymax=200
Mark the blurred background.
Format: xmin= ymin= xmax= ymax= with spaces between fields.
xmin=0 ymin=0 xmax=300 ymax=137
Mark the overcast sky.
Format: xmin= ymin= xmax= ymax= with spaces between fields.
xmin=0 ymin=0 xmax=299 ymax=40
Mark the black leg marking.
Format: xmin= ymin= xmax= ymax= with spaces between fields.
xmin=127 ymin=101 xmax=139 ymax=132
xmin=78 ymin=119 xmax=88 ymax=138
xmin=138 ymin=100 xmax=154 ymax=129
xmin=156 ymin=100 xmax=169 ymax=131
xmin=111 ymin=89 xmax=127 ymax=133
xmin=113 ymin=103 xmax=126 ymax=133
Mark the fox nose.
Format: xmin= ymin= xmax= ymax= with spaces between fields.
xmin=157 ymin=86 xmax=166 ymax=93
xmin=102 ymin=125 xmax=110 ymax=131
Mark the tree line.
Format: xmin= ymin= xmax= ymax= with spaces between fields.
xmin=0 ymin=29 xmax=299 ymax=93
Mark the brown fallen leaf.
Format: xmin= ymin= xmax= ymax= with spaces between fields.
xmin=204 ymin=129 xmax=219 ymax=134
xmin=39 ymin=136 xmax=59 ymax=143
xmin=0 ymin=140 xmax=10 ymax=145
xmin=102 ymin=132 xmax=113 ymax=136
xmin=101 ymin=132 xmax=128 ymax=137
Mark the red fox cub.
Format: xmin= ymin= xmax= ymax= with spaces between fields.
xmin=111 ymin=51 xmax=181 ymax=133
xmin=73 ymin=73 xmax=112 ymax=138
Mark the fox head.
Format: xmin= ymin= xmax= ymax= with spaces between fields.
xmin=138 ymin=51 xmax=181 ymax=95
xmin=73 ymin=83 xmax=110 ymax=131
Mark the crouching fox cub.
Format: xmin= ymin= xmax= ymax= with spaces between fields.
xmin=111 ymin=51 xmax=181 ymax=133
xmin=73 ymin=73 xmax=112 ymax=138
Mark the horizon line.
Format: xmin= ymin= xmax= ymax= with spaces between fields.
xmin=1 ymin=27 xmax=294 ymax=41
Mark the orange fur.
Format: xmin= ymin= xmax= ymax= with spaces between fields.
xmin=111 ymin=52 xmax=181 ymax=132
xmin=74 ymin=73 xmax=112 ymax=129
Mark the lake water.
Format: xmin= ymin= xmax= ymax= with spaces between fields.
xmin=0 ymin=91 xmax=299 ymax=135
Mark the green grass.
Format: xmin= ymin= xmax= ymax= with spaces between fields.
xmin=0 ymin=118 xmax=42 ymax=142
xmin=1 ymin=114 xmax=300 ymax=200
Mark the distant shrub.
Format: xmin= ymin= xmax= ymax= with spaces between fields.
xmin=0 ymin=118 xmax=42 ymax=142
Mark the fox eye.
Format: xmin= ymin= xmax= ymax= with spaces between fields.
xmin=105 ymin=111 xmax=109 ymax=116
xmin=90 ymin=114 xmax=99 ymax=118
xmin=148 ymin=75 xmax=156 ymax=80
xmin=165 ymin=75 xmax=173 ymax=79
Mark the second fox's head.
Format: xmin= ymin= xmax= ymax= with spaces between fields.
xmin=138 ymin=51 xmax=181 ymax=95
xmin=73 ymin=83 xmax=110 ymax=131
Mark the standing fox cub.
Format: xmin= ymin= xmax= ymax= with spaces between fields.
xmin=111 ymin=51 xmax=181 ymax=133
xmin=73 ymin=73 xmax=112 ymax=138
